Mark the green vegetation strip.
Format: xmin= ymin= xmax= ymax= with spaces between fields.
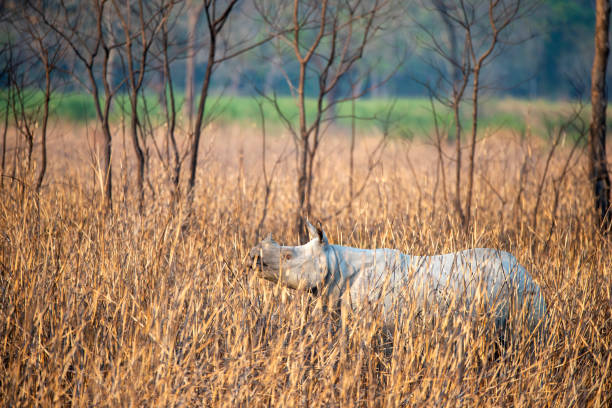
xmin=0 ymin=90 xmax=605 ymax=138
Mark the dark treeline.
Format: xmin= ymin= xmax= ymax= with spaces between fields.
xmin=173 ymin=0 xmax=602 ymax=99
xmin=174 ymin=0 xmax=602 ymax=99
xmin=0 ymin=0 xmax=603 ymax=100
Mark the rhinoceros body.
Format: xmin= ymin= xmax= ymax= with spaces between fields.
xmin=249 ymin=223 xmax=546 ymax=330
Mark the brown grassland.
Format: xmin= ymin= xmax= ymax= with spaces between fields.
xmin=1 ymin=121 xmax=611 ymax=406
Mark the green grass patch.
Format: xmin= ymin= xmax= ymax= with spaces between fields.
xmin=0 ymin=90 xmax=604 ymax=140
xmin=209 ymin=96 xmax=452 ymax=136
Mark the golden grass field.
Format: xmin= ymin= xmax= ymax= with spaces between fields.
xmin=1 ymin=121 xmax=611 ymax=406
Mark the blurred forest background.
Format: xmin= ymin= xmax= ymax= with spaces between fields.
xmin=193 ymin=0 xmax=603 ymax=99
xmin=0 ymin=0 xmax=605 ymax=112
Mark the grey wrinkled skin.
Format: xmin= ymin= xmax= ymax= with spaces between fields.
xmin=249 ymin=222 xmax=546 ymax=331
xmin=249 ymin=231 xmax=328 ymax=291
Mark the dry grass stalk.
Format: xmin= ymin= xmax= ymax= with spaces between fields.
xmin=0 ymin=123 xmax=611 ymax=406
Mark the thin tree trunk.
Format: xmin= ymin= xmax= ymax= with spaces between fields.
xmin=185 ymin=0 xmax=238 ymax=209
xmin=187 ymin=33 xmax=215 ymax=202
xmin=35 ymin=65 xmax=51 ymax=192
xmin=95 ymin=46 xmax=115 ymax=213
xmin=87 ymin=65 xmax=113 ymax=212
xmin=291 ymin=0 xmax=327 ymax=242
xmin=465 ymin=66 xmax=481 ymax=228
xmin=117 ymin=0 xmax=147 ymax=213
xmin=451 ymin=39 xmax=469 ymax=226
xmin=296 ymin=60 xmax=309 ymax=243
xmin=443 ymin=11 xmax=464 ymax=219
xmin=590 ymin=0 xmax=612 ymax=231
xmin=306 ymin=140 xmax=315 ymax=219
xmin=12 ymin=88 xmax=35 ymax=171
xmin=162 ymin=22 xmax=180 ymax=191
xmin=26 ymin=133 xmax=33 ymax=172
xmin=129 ymin=93 xmax=145 ymax=211
xmin=453 ymin=98 xmax=464 ymax=223
xmin=101 ymin=120 xmax=113 ymax=211
xmin=296 ymin=141 xmax=308 ymax=242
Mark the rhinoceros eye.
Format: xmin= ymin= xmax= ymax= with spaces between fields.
xmin=282 ymin=252 xmax=293 ymax=261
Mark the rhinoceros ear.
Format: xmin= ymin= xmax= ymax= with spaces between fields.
xmin=263 ymin=233 xmax=277 ymax=245
xmin=306 ymin=221 xmax=328 ymax=245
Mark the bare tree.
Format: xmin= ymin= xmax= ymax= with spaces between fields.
xmin=6 ymin=42 xmax=38 ymax=175
xmin=255 ymin=0 xmax=397 ymax=241
xmin=417 ymin=0 xmax=536 ymax=228
xmin=186 ymin=0 xmax=275 ymax=207
xmin=157 ymin=3 xmax=183 ymax=196
xmin=0 ymin=6 xmax=63 ymax=194
xmin=110 ymin=0 xmax=167 ymax=212
xmin=11 ymin=5 xmax=66 ymax=192
xmin=0 ymin=36 xmax=22 ymax=189
xmin=532 ymin=107 xmax=586 ymax=236
xmin=589 ymin=0 xmax=612 ymax=232
xmin=187 ymin=0 xmax=240 ymax=205
xmin=30 ymin=0 xmax=123 ymax=211
xmin=127 ymin=0 xmax=273 ymax=209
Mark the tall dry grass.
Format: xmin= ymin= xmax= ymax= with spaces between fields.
xmin=0 ymin=123 xmax=611 ymax=406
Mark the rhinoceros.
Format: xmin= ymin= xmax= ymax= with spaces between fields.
xmin=249 ymin=222 xmax=546 ymax=333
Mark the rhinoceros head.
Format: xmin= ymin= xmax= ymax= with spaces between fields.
xmin=249 ymin=221 xmax=329 ymax=291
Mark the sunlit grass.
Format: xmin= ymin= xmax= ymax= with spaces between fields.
xmin=0 ymin=122 xmax=610 ymax=405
